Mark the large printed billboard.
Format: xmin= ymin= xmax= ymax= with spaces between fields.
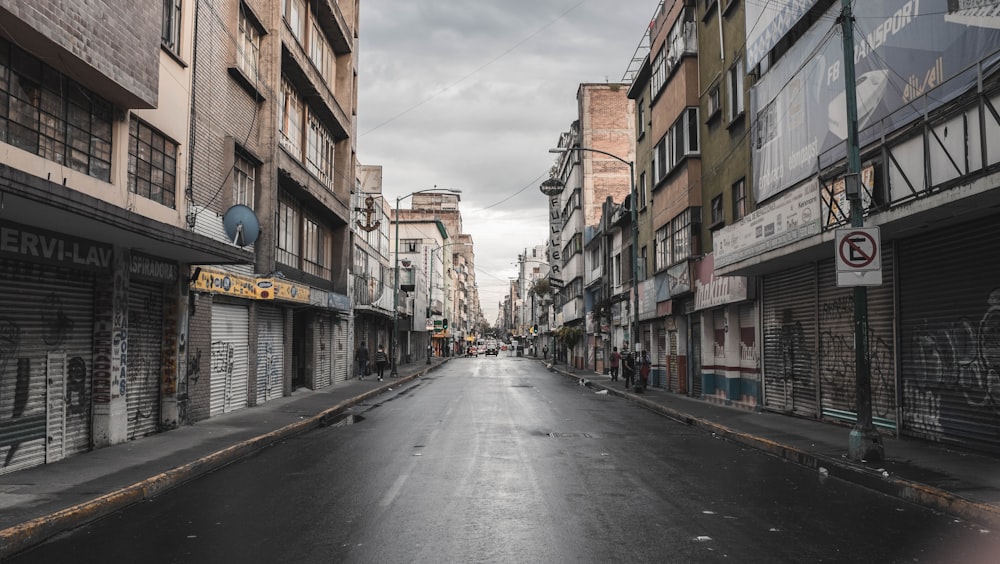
xmin=752 ymin=0 xmax=1000 ymax=203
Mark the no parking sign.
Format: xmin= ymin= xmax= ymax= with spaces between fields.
xmin=835 ymin=227 xmax=882 ymax=286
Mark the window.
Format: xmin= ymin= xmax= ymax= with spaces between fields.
xmin=637 ymin=99 xmax=646 ymax=137
xmin=707 ymin=86 xmax=720 ymax=120
xmin=281 ymin=0 xmax=305 ymax=42
xmin=238 ymin=5 xmax=262 ymax=80
xmin=0 ymin=39 xmax=113 ymax=181
xmin=732 ymin=178 xmax=746 ymax=221
xmin=613 ymin=254 xmax=622 ymax=287
xmin=655 ymin=226 xmax=668 ymax=272
xmin=306 ymin=114 xmax=335 ymax=189
xmin=128 ymin=117 xmax=177 ymax=208
xmin=402 ymin=239 xmax=420 ymax=253
xmin=276 ymin=198 xmax=300 ymax=266
xmin=162 ymin=0 xmax=182 ymax=53
xmin=670 ymin=210 xmax=693 ymax=264
xmin=302 ymin=215 xmax=330 ymax=278
xmin=233 ymin=150 xmax=256 ymax=208
xmin=309 ymin=20 xmax=335 ymax=86
xmin=638 ymin=171 xmax=648 ymax=209
xmin=279 ymin=78 xmax=303 ymax=157
xmin=653 ymin=107 xmax=700 ymax=183
xmin=710 ymin=195 xmax=724 ymax=227
xmin=727 ymin=57 xmax=745 ymax=122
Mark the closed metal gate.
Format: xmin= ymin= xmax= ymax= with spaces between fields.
xmin=127 ymin=281 xmax=164 ymax=439
xmin=333 ymin=315 xmax=349 ymax=383
xmin=0 ymin=260 xmax=94 ymax=475
xmin=817 ymin=251 xmax=897 ymax=430
xmin=315 ymin=312 xmax=332 ymax=389
xmin=899 ymin=217 xmax=1000 ymax=451
xmin=691 ymin=317 xmax=702 ymax=397
xmin=668 ymin=330 xmax=680 ymax=391
xmin=656 ymin=328 xmax=666 ymax=388
xmin=256 ymin=306 xmax=284 ymax=402
xmin=762 ymin=264 xmax=818 ymax=417
xmin=210 ymin=303 xmax=249 ymax=416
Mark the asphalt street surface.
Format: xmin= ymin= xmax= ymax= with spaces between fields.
xmin=7 ymin=356 xmax=1000 ymax=563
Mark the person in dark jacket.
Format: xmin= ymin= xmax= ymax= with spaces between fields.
xmin=374 ymin=344 xmax=388 ymax=381
xmin=355 ymin=342 xmax=369 ymax=380
xmin=622 ymin=350 xmax=636 ymax=390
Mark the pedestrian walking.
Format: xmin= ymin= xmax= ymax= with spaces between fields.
xmin=622 ymin=350 xmax=636 ymax=390
xmin=374 ymin=344 xmax=388 ymax=381
xmin=609 ymin=346 xmax=621 ymax=381
xmin=543 ymin=345 xmax=549 ymax=360
xmin=355 ymin=342 xmax=369 ymax=380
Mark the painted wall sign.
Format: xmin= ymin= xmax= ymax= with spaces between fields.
xmin=0 ymin=221 xmax=112 ymax=271
xmin=190 ymin=268 xmax=262 ymax=298
xmin=130 ymin=253 xmax=178 ymax=282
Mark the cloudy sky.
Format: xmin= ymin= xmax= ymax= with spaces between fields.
xmin=357 ymin=0 xmax=656 ymax=323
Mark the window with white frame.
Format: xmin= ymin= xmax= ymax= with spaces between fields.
xmin=279 ymin=78 xmax=303 ymax=157
xmin=613 ymin=253 xmax=622 ymax=287
xmin=654 ymin=226 xmax=668 ymax=272
xmin=654 ymin=107 xmax=700 ymax=183
xmin=238 ymin=5 xmax=262 ymax=80
xmin=669 ymin=209 xmax=692 ymax=264
xmin=281 ymin=0 xmax=305 ymax=42
xmin=707 ymin=85 xmax=721 ymax=120
xmin=233 ymin=150 xmax=256 ymax=208
xmin=162 ymin=0 xmax=181 ymax=53
xmin=727 ymin=57 xmax=745 ymax=123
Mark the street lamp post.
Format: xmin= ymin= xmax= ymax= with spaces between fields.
xmin=392 ymin=188 xmax=463 ymax=376
xmin=549 ymin=147 xmax=637 ymax=358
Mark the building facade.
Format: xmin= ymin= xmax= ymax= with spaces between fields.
xmin=550 ymin=84 xmax=636 ymax=369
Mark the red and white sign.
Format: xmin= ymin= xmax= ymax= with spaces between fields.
xmin=835 ymin=227 xmax=882 ymax=286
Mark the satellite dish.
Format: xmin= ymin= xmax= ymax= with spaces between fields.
xmin=222 ymin=205 xmax=260 ymax=247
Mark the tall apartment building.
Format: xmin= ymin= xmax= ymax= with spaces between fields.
xmin=0 ymin=0 xmax=362 ymax=476
xmin=0 ymin=1 xmax=255 ymax=474
xmin=691 ymin=0 xmax=756 ymax=408
xmin=550 ymin=83 xmax=635 ymax=369
xmin=186 ymin=0 xmax=359 ymax=418
xmin=623 ymin=1 xmax=702 ymax=392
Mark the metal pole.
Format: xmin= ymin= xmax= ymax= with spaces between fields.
xmin=841 ymin=0 xmax=883 ymax=461
xmin=391 ymin=194 xmax=401 ymax=377
xmin=629 ymin=160 xmax=638 ymax=358
xmin=427 ymin=245 xmax=434 ymax=364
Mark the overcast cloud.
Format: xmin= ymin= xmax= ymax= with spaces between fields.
xmin=358 ymin=0 xmax=655 ymax=323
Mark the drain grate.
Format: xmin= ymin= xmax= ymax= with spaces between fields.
xmin=548 ymin=432 xmax=594 ymax=439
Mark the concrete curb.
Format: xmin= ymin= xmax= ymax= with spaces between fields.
xmin=0 ymin=363 xmax=443 ymax=559
xmin=553 ymin=365 xmax=1000 ymax=531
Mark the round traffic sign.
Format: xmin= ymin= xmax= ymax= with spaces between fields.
xmin=838 ymin=230 xmax=877 ymax=269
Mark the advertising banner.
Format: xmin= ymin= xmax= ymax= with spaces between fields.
xmin=752 ymin=0 xmax=1000 ymax=203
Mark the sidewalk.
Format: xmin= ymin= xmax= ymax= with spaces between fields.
xmin=4 ymin=357 xmax=1000 ymax=558
xmin=545 ymin=359 xmax=1000 ymax=531
xmin=0 ymin=358 xmax=448 ymax=559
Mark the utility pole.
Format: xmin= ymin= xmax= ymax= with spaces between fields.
xmin=840 ymin=0 xmax=884 ymax=462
